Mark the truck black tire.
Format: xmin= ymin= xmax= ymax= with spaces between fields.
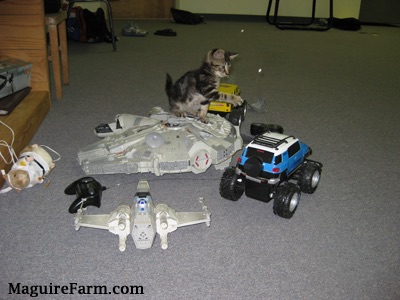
xmin=226 ymin=109 xmax=242 ymax=126
xmin=298 ymin=162 xmax=321 ymax=194
xmin=273 ymin=183 xmax=301 ymax=219
xmin=219 ymin=167 xmax=244 ymax=201
xmin=250 ymin=123 xmax=284 ymax=135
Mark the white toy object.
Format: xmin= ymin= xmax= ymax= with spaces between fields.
xmin=1 ymin=144 xmax=57 ymax=192
xmin=77 ymin=107 xmax=243 ymax=176
xmin=74 ymin=180 xmax=211 ymax=251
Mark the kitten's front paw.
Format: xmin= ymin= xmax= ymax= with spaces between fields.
xmin=199 ymin=116 xmax=209 ymax=124
xmin=231 ymin=96 xmax=244 ymax=107
xmin=172 ymin=111 xmax=187 ymax=118
xmin=178 ymin=112 xmax=188 ymax=118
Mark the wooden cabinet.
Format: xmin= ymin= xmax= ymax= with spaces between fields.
xmin=0 ymin=0 xmax=51 ymax=187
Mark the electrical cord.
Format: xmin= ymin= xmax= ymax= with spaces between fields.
xmin=0 ymin=120 xmax=18 ymax=165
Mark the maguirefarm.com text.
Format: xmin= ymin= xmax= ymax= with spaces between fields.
xmin=8 ymin=282 xmax=144 ymax=297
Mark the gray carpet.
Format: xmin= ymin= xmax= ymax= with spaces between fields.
xmin=1 ymin=19 xmax=399 ymax=299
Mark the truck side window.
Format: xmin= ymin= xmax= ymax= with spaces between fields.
xmin=274 ymin=154 xmax=282 ymax=164
xmin=288 ymin=142 xmax=300 ymax=158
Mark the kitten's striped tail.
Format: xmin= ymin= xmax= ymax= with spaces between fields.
xmin=165 ymin=73 xmax=173 ymax=98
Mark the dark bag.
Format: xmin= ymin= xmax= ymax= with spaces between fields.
xmin=44 ymin=0 xmax=61 ymax=14
xmin=66 ymin=16 xmax=81 ymax=41
xmin=170 ymin=8 xmax=204 ymax=25
xmin=67 ymin=7 xmax=112 ymax=43
xmin=332 ymin=18 xmax=361 ymax=31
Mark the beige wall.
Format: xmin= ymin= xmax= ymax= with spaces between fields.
xmin=176 ymin=0 xmax=361 ymax=19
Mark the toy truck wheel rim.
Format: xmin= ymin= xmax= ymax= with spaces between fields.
xmin=273 ymin=183 xmax=301 ymax=219
xmin=288 ymin=192 xmax=299 ymax=212
xmin=311 ymin=171 xmax=320 ymax=188
xmin=242 ymin=100 xmax=247 ymax=115
xmin=298 ymin=163 xmax=322 ymax=194
xmin=219 ymin=167 xmax=244 ymax=201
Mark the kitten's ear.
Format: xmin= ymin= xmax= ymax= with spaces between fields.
xmin=227 ymin=52 xmax=239 ymax=60
xmin=213 ymin=49 xmax=225 ymax=60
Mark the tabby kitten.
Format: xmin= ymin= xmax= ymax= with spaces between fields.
xmin=165 ymin=49 xmax=243 ymax=123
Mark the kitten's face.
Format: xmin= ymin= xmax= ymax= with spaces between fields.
xmin=207 ymin=49 xmax=238 ymax=78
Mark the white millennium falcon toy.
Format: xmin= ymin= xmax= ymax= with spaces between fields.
xmin=77 ymin=107 xmax=243 ymax=176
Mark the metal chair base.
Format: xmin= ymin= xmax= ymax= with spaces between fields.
xmin=266 ymin=0 xmax=333 ymax=31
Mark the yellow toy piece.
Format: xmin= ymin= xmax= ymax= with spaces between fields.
xmin=208 ymin=101 xmax=233 ymax=113
xmin=209 ymin=83 xmax=240 ymax=113
xmin=208 ymin=84 xmax=246 ymax=126
xmin=218 ymin=83 xmax=241 ymax=95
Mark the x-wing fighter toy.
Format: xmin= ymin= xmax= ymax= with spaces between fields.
xmin=74 ymin=180 xmax=211 ymax=251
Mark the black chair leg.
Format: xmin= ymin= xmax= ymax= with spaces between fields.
xmin=266 ymin=0 xmax=333 ymax=31
xmin=100 ymin=0 xmax=116 ymax=51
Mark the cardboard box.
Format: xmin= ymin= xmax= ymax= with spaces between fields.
xmin=0 ymin=59 xmax=32 ymax=99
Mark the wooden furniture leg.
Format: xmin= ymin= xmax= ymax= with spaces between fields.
xmin=46 ymin=11 xmax=69 ymax=100
xmin=59 ymin=19 xmax=70 ymax=85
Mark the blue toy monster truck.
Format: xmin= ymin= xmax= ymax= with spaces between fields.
xmin=219 ymin=125 xmax=322 ymax=219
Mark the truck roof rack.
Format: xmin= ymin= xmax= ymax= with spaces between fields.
xmin=253 ymin=135 xmax=294 ymax=150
